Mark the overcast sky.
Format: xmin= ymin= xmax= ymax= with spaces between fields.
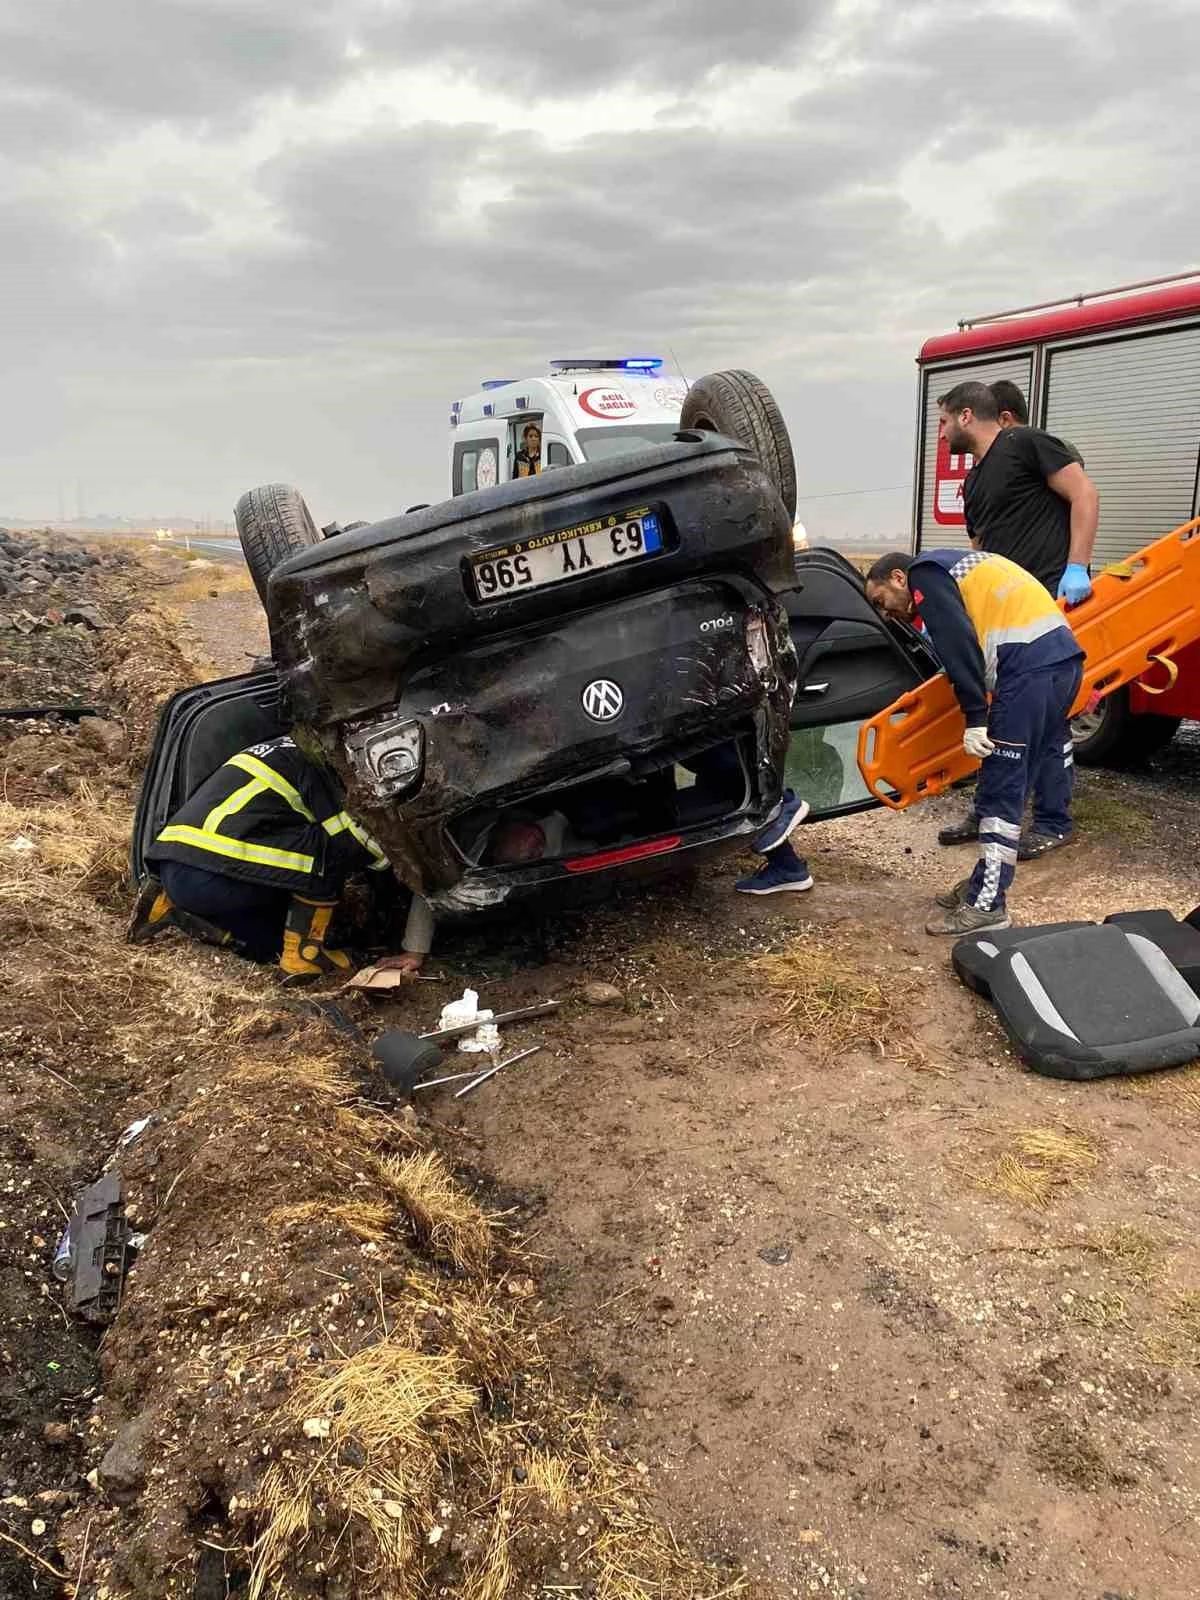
xmin=1 ymin=0 xmax=1196 ymax=538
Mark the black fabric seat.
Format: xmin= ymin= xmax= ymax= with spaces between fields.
xmin=1103 ymin=909 xmax=1200 ymax=998
xmin=987 ymin=924 xmax=1200 ymax=1081
xmin=951 ymin=922 xmax=1093 ymax=997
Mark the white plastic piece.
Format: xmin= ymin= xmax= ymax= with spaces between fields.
xmin=460 ymin=1019 xmax=501 ymax=1055
xmin=438 ymin=989 xmax=479 ymax=1031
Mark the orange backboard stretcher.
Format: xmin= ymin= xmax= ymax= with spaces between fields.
xmin=857 ymin=517 xmax=1200 ymax=811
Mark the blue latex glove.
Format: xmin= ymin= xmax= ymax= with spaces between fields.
xmin=1057 ymin=563 xmax=1092 ymax=606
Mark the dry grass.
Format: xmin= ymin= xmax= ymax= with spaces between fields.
xmin=1083 ymin=1224 xmax=1164 ymax=1284
xmin=753 ymin=941 xmax=891 ymax=1057
xmin=1146 ymin=1291 xmax=1200 ymax=1368
xmin=0 ymin=784 xmax=130 ymax=903
xmin=249 ymin=1342 xmax=479 ymax=1600
xmin=382 ymin=1150 xmax=495 ymax=1273
xmin=1064 ymin=1290 xmax=1128 ymax=1330
xmin=1125 ymin=1063 xmax=1200 ymax=1117
xmin=1030 ymin=1417 xmax=1110 ymax=1489
xmin=966 ymin=1125 xmax=1101 ymax=1211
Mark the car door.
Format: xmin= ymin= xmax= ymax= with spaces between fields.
xmin=783 ymin=549 xmax=939 ymax=817
xmin=131 ymin=668 xmax=286 ymax=882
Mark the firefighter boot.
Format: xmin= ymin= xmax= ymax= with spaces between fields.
xmin=127 ymin=879 xmax=175 ymax=944
xmin=280 ymin=897 xmax=354 ymax=982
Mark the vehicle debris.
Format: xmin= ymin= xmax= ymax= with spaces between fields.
xmin=53 ymin=1172 xmax=131 ymax=1323
xmin=453 ymin=1043 xmax=544 ymax=1099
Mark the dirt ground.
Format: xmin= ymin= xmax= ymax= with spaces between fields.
xmin=4 ymin=552 xmax=1200 ymax=1599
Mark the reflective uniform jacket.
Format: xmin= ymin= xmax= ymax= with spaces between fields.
xmin=147 ymin=736 xmax=389 ymax=898
xmin=910 ymin=549 xmax=1083 ymax=725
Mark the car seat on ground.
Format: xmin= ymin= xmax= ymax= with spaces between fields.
xmin=1103 ymin=909 xmax=1200 ymax=998
xmin=982 ymin=924 xmax=1200 ymax=1081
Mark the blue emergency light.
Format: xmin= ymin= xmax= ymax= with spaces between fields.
xmin=481 ymin=379 xmax=515 ymax=390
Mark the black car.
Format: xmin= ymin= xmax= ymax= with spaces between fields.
xmin=132 ymin=374 xmax=937 ymax=920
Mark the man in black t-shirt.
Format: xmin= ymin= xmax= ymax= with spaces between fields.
xmin=933 ymin=379 xmax=1099 ymax=858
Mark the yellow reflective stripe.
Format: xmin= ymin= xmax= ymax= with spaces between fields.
xmin=226 ymin=752 xmax=316 ymax=821
xmin=157 ymin=823 xmax=315 ymax=875
xmin=323 ymin=810 xmax=389 ymax=870
xmin=202 ymin=775 xmax=268 ymax=833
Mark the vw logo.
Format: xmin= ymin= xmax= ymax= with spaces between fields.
xmin=581 ymin=678 xmax=624 ymax=722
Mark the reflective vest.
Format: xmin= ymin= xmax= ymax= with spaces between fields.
xmin=915 ymin=549 xmax=1081 ymax=690
xmin=148 ymin=736 xmax=389 ymax=896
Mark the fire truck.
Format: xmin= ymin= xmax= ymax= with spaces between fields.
xmin=912 ymin=270 xmax=1200 ymax=765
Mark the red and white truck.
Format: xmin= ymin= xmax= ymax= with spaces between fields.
xmin=912 ymin=270 xmax=1200 ymax=764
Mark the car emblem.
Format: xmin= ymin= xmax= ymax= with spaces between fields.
xmin=581 ymin=678 xmax=624 ymax=722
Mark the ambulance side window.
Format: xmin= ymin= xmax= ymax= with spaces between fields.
xmin=545 ymin=442 xmax=571 ymax=469
xmin=453 ymin=439 xmax=500 ymax=496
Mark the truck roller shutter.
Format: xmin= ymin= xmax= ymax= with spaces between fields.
xmin=1043 ymin=324 xmax=1200 ymax=567
xmin=914 ymin=354 xmax=1034 ymax=554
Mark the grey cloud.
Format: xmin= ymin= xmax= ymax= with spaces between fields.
xmin=0 ymin=0 xmax=358 ymax=126
xmin=361 ymin=0 xmax=833 ymax=95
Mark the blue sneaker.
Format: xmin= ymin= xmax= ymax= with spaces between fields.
xmin=736 ymin=854 xmax=815 ymax=896
xmin=753 ymin=793 xmax=811 ymax=854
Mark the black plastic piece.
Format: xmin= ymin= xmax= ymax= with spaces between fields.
xmin=61 ymin=1172 xmax=130 ymax=1324
xmin=371 ymin=1030 xmax=444 ymax=1095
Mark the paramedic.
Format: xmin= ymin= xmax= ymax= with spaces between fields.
xmin=866 ymin=550 xmax=1083 ymax=936
xmin=128 ymin=735 xmax=433 ymax=981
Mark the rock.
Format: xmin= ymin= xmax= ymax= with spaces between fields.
xmin=302 ymin=1417 xmax=330 ymax=1440
xmin=338 ymin=1439 xmax=367 ymax=1468
xmin=98 ymin=1411 xmax=155 ymax=1500
xmin=42 ymin=1422 xmax=73 ymax=1446
xmin=758 ymin=1243 xmax=793 ymax=1266
xmin=77 ymin=717 xmax=127 ymax=758
xmin=581 ymin=981 xmax=623 ymax=1008
xmin=64 ymin=606 xmax=109 ymax=631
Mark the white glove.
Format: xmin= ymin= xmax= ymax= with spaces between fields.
xmin=963 ymin=726 xmax=995 ymax=759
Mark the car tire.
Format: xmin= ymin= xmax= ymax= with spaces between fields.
xmin=1071 ymin=686 xmax=1180 ymax=767
xmin=236 ymin=483 xmax=321 ymax=607
xmin=680 ymin=369 xmax=797 ymax=519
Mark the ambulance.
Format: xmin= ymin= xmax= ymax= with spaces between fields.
xmin=448 ymin=358 xmax=690 ymax=495
xmin=912 ymin=270 xmax=1200 ymax=764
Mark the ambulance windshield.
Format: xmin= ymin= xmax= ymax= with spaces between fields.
xmin=575 ymin=425 xmax=680 ymax=462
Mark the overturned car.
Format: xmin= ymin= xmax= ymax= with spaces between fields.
xmin=133 ymin=371 xmax=938 ymax=920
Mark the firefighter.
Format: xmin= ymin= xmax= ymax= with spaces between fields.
xmin=866 ymin=550 xmax=1083 ymax=936
xmin=934 ymin=379 xmax=1098 ymax=858
xmin=128 ymin=735 xmax=433 ymax=981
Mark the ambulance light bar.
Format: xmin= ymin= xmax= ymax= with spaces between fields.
xmin=549 ymin=357 xmax=663 ymax=373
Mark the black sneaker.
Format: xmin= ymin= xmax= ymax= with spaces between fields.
xmin=937 ymin=811 xmax=979 ymax=846
xmin=1018 ymin=830 xmax=1075 ymax=862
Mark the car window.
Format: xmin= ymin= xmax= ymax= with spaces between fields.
xmin=545 ymin=441 xmax=571 ymax=469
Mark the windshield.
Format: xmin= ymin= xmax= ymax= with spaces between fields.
xmin=575 ymin=424 xmax=681 ymax=461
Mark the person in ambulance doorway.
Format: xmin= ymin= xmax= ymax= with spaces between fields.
xmin=866 ymin=550 xmax=1084 ymax=936
xmin=127 ymin=736 xmax=434 ymax=983
xmin=934 ymin=378 xmax=1098 ymax=858
xmin=514 ymin=421 xmax=542 ymax=479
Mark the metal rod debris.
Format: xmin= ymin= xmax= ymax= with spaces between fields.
xmin=453 ymin=1044 xmax=543 ymax=1099
xmin=411 ymin=1065 xmax=496 ymax=1092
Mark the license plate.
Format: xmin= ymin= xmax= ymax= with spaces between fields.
xmin=470 ymin=507 xmax=664 ymax=600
